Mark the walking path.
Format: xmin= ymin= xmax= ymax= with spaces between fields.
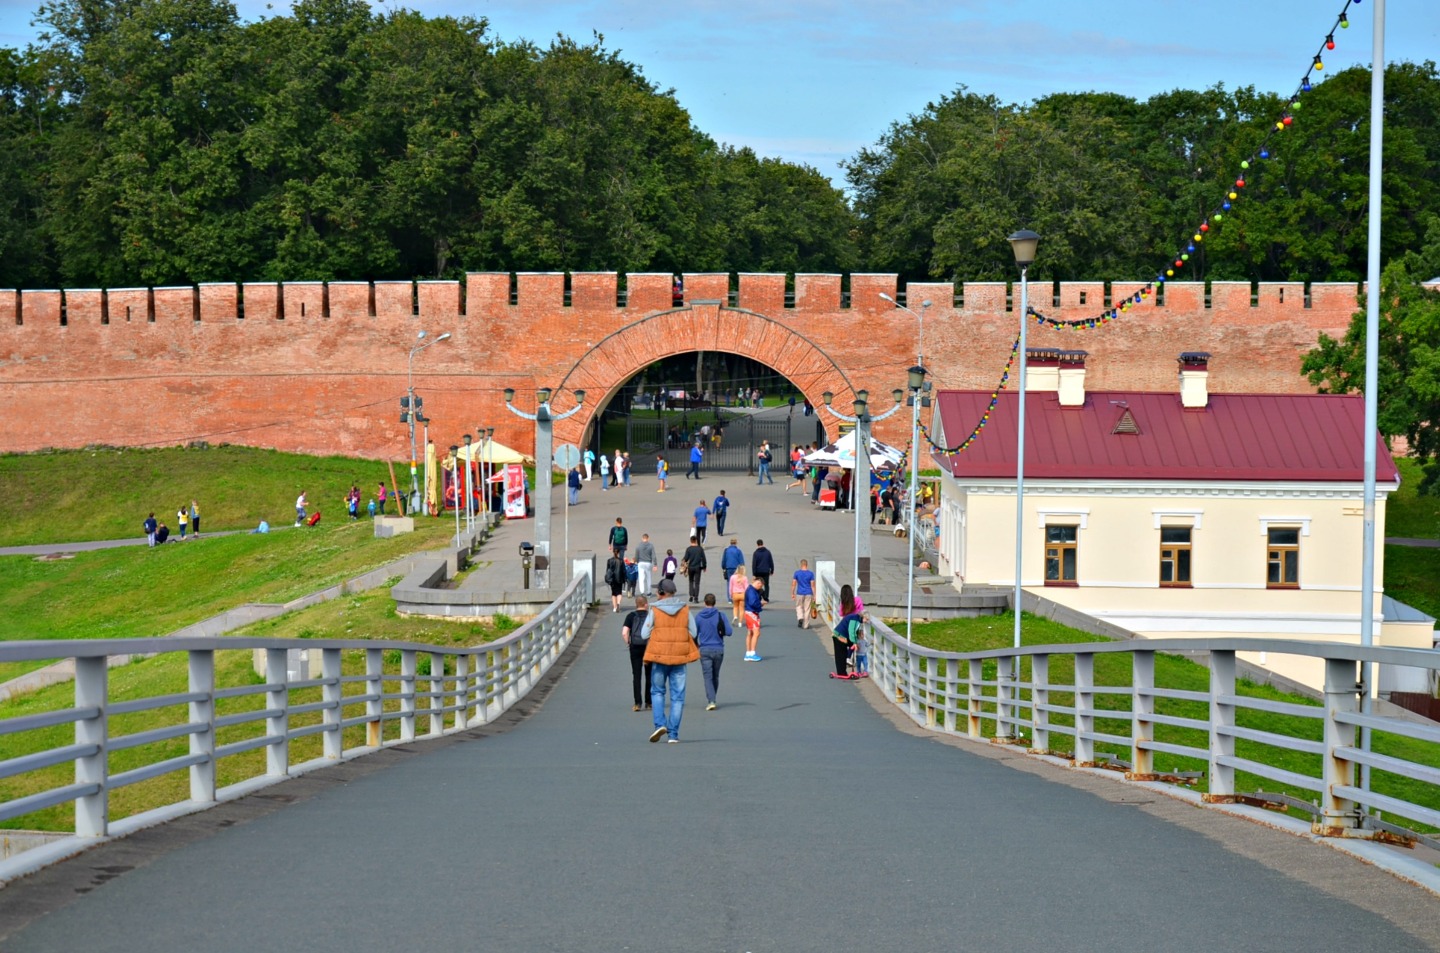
xmin=4 ymin=473 xmax=1440 ymax=950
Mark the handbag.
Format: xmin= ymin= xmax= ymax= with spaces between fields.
xmin=810 ymin=604 xmax=818 ymax=619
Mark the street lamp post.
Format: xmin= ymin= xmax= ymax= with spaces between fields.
xmin=504 ymin=387 xmax=585 ymax=589
xmin=461 ymin=432 xmax=474 ymax=535
xmin=1006 ymin=228 xmax=1040 ymax=741
xmin=406 ymin=330 xmax=451 ymax=514
xmin=822 ymin=388 xmax=904 ymax=593
xmin=879 ymin=293 xmax=933 ymax=637
xmin=485 ymin=426 xmax=496 ymax=527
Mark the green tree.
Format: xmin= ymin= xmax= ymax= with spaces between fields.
xmin=1303 ymin=227 xmax=1440 ymax=491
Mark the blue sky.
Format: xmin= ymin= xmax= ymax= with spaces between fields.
xmin=2 ymin=0 xmax=1437 ymax=187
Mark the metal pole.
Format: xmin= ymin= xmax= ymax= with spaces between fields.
xmin=450 ymin=445 xmax=460 ymax=544
xmin=421 ymin=421 xmax=429 ymax=518
xmin=855 ymin=412 xmax=867 ymax=590
xmin=1014 ymin=264 xmax=1030 ymax=655
xmin=906 ymin=390 xmax=919 ymax=637
xmin=1359 ymin=0 xmax=1387 ymax=799
xmin=462 ymin=434 xmax=472 ymax=535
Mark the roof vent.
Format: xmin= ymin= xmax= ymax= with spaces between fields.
xmin=1178 ymin=351 xmax=1211 ymax=409
xmin=1112 ymin=408 xmax=1141 ymax=435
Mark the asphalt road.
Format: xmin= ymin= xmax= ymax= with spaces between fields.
xmin=5 ymin=608 xmax=1440 ymax=952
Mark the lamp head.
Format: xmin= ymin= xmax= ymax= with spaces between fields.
xmin=1008 ymin=229 xmax=1041 ymax=268
xmin=486 ymin=427 xmax=494 ymax=437
xmin=856 ymin=389 xmax=869 ymax=404
xmin=878 ymin=292 xmax=895 ymax=303
xmin=537 ymin=387 xmax=552 ymax=405
xmin=920 ymin=300 xmax=932 ymax=310
xmin=908 ymin=365 xmax=927 ymax=391
xmin=449 ymin=444 xmax=459 ymax=452
xmin=436 ymin=332 xmax=451 ymax=342
xmin=852 ymin=397 xmax=867 ymax=418
xmin=892 ymin=388 xmax=905 ymax=405
xmin=463 ymin=433 xmax=472 ymax=446
xmin=821 ymin=391 xmax=834 ymax=407
xmin=503 ymin=387 xmax=515 ymax=404
xmin=573 ymin=389 xmax=586 ymax=405
xmin=416 ymin=330 xmax=427 ymax=340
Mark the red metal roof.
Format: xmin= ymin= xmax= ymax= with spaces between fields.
xmin=933 ymin=390 xmax=1400 ymax=483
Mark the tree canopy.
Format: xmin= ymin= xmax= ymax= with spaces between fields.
xmin=0 ymin=0 xmax=1437 ymax=290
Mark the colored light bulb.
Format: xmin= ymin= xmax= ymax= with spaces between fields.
xmin=1241 ymin=160 xmax=1250 ymax=169
xmin=1200 ymin=223 xmax=1210 ymax=232
xmin=1229 ymin=191 xmax=1238 ymax=200
xmin=1303 ymin=78 xmax=1312 ymax=92
xmin=1215 ymin=212 xmax=1224 ymax=220
xmin=1341 ymin=15 xmax=1349 ymax=28
xmin=1283 ymin=115 xmax=1293 ymax=126
xmin=1260 ymin=149 xmax=1269 ymax=159
xmin=1315 ymin=57 xmax=1324 ymax=70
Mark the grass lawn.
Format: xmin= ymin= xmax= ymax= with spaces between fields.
xmin=904 ymin=612 xmax=1440 ymax=833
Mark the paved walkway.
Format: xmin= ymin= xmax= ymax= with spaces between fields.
xmin=4 ymin=473 xmax=1440 ymax=950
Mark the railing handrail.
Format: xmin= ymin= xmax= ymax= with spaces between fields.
xmin=0 ymin=574 xmax=593 ymax=883
xmin=814 ymin=569 xmax=1440 ymax=851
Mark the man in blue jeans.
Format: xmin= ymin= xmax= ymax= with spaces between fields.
xmin=641 ymin=579 xmax=699 ymax=743
xmin=687 ymin=441 xmax=704 ymax=480
xmin=692 ymin=593 xmax=732 ymax=710
xmin=756 ymin=441 xmax=774 ymax=484
xmin=712 ymin=489 xmax=730 ymax=535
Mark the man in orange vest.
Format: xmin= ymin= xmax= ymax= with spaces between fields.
xmin=641 ymin=578 xmax=700 ymax=743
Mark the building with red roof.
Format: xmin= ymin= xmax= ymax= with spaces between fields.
xmin=927 ymin=350 xmax=1431 ymax=692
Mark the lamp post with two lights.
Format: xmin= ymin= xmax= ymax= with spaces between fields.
xmin=821 ymin=387 xmax=905 ymax=593
xmin=503 ymin=387 xmax=585 ymax=589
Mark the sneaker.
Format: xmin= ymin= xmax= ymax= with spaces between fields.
xmin=750 ymin=654 xmax=763 ymax=662
xmin=706 ymin=702 xmax=717 ymax=711
xmin=649 ymin=726 xmax=666 ymax=743
xmin=796 ymin=619 xmax=803 ymax=628
xmin=633 ymin=704 xmax=641 ymax=712
xmin=667 ymin=738 xmax=679 ymax=744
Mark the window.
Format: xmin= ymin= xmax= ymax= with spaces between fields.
xmin=1266 ymin=528 xmax=1299 ymax=588
xmin=1160 ymin=527 xmax=1192 ymax=586
xmin=1044 ymin=525 xmax=1077 ymax=584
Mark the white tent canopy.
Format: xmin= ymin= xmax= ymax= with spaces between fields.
xmin=801 ymin=432 xmax=905 ymax=470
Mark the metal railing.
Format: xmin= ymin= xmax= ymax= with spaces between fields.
xmin=0 ymin=575 xmax=590 ymax=878
xmin=816 ymin=570 xmax=1440 ymax=845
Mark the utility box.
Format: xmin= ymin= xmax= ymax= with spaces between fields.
xmin=374 ymin=516 xmax=415 ymax=538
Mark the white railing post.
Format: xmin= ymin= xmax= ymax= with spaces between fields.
xmin=996 ymin=653 xmax=1014 ymax=741
xmin=188 ymin=649 xmax=216 ymax=803
xmin=74 ymin=656 xmax=108 ymax=837
xmin=1319 ymin=655 xmax=1362 ymax=835
xmin=453 ymin=653 xmax=469 ymax=730
xmin=1074 ymin=652 xmax=1095 ymax=765
xmin=428 ymin=653 xmax=444 ymax=737
xmin=1130 ymin=650 xmax=1155 ymax=779
xmin=400 ymin=650 xmax=417 ymax=741
xmin=322 ymin=648 xmax=343 ymax=759
xmin=1030 ymin=653 xmax=1049 ymax=753
xmin=1207 ymin=649 xmax=1236 ymax=801
xmin=265 ymin=648 xmax=289 ymax=777
xmin=967 ymin=658 xmax=984 ymax=739
xmin=944 ymin=657 xmax=959 ymax=732
xmin=365 ymin=648 xmax=383 ymax=748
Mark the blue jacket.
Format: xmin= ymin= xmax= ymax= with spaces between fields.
xmin=721 ymin=545 xmax=745 ymax=574
xmin=692 ymin=606 xmax=731 ymax=650
xmin=744 ymin=585 xmax=764 ymax=615
xmin=690 ymin=445 xmax=703 ymax=463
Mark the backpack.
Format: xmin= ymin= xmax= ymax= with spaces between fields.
xmin=605 ymin=558 xmax=624 ymax=586
xmin=612 ymin=526 xmax=628 ymax=548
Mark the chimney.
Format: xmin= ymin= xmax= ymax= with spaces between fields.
xmin=1058 ymin=350 xmax=1088 ymax=407
xmin=1179 ymin=352 xmax=1211 ymax=409
xmin=1025 ymin=347 xmax=1061 ymax=393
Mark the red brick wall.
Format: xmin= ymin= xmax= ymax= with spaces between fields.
xmin=0 ymin=275 xmax=1361 ymax=459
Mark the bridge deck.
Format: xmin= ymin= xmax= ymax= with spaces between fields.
xmin=4 ymin=472 xmax=1440 ymax=950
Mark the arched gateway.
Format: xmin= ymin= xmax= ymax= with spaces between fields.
xmin=549 ymin=301 xmax=852 ymax=450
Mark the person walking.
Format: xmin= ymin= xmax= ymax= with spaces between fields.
xmin=751 ymin=538 xmax=775 ymax=602
xmin=728 ymin=564 xmax=749 ymax=625
xmin=720 ymin=537 xmax=745 ymax=582
xmin=622 ymin=596 xmax=652 ymax=711
xmin=583 ymin=447 xmax=595 ymax=481
xmin=692 ymin=498 xmax=711 ymax=545
xmin=742 ymin=574 xmax=766 ymax=661
xmin=144 ymin=512 xmax=158 ymax=547
xmin=295 ymin=491 xmax=308 ymax=526
xmin=177 ymin=505 xmax=189 ymax=540
xmin=567 ymin=466 xmax=582 ymax=506
xmin=376 ymin=482 xmax=387 ymax=514
xmin=622 ymin=452 xmax=632 ymax=487
xmin=656 ymin=455 xmax=668 ymax=493
xmin=609 ymin=517 xmax=629 ymax=560
xmin=641 ymin=579 xmax=698 ymax=743
xmin=687 ymin=441 xmax=704 ymax=480
xmin=693 ymin=592 xmax=732 ymax=710
xmin=604 ymin=551 xmax=627 ymax=612
xmin=662 ymin=548 xmax=678 ymax=585
xmin=712 ymin=489 xmax=730 ymax=535
xmin=634 ymin=532 xmax=657 ymax=597
xmin=612 ymin=449 xmax=623 ymax=487
xmin=831 ymin=585 xmax=865 ymax=679
xmin=599 ymin=452 xmax=610 ymax=490
xmin=682 ymin=535 xmax=707 ymax=603
xmin=792 ymin=558 xmax=816 ymax=629
xmin=756 ymin=441 xmax=774 ymax=484
xmin=190 ymin=500 xmax=201 ymax=537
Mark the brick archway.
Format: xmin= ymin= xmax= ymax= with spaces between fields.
xmin=551 ymin=302 xmax=853 ymax=448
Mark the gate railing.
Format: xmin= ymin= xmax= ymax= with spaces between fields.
xmin=816 ymin=570 xmax=1440 ymax=845
xmin=0 ymin=574 xmax=591 ymax=881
